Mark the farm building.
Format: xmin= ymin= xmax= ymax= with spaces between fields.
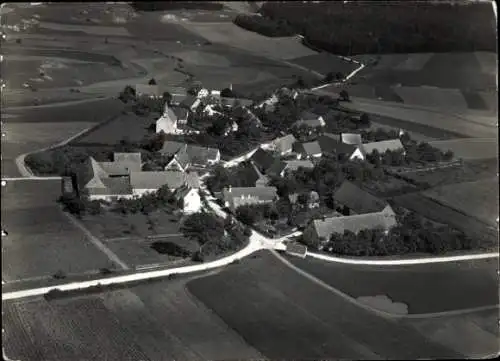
xmin=161 ymin=142 xmax=221 ymax=169
xmin=334 ymin=181 xmax=391 ymax=215
xmin=318 ymin=135 xmax=356 ymax=157
xmin=293 ymin=141 xmax=322 ymax=159
xmin=172 ymin=185 xmax=202 ymax=214
xmin=130 ymin=171 xmax=200 ymax=197
xmin=267 ymin=159 xmax=314 ymax=178
xmin=350 ymin=139 xmax=405 ymax=161
xmin=303 ymin=206 xmax=397 ymax=246
xmin=250 ymin=148 xmax=277 ymax=174
xmin=222 ymin=186 xmax=278 ymax=211
xmin=98 ymin=152 xmax=142 ymax=176
xmin=134 ymin=84 xmax=161 ymax=98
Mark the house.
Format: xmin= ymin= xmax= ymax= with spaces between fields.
xmin=286 ymin=242 xmax=307 ymax=258
xmin=172 ymin=185 xmax=202 ymax=214
xmin=130 ymin=171 xmax=200 ymax=197
xmin=222 ymin=186 xmax=278 ymax=211
xmin=297 ymin=110 xmax=326 ymax=128
xmin=235 ymin=161 xmax=269 ymax=187
xmin=250 ymin=148 xmax=276 ymax=174
xmin=134 ymin=84 xmax=161 ymax=98
xmin=172 ymin=106 xmax=189 ymax=125
xmin=303 ymin=206 xmax=397 ymax=245
xmin=161 ymin=142 xmax=221 ymax=170
xmin=164 ymin=144 xmax=191 ymax=172
xmin=159 ymin=141 xmax=185 ymax=157
xmin=98 ymin=152 xmax=142 ymax=176
xmin=350 ymin=139 xmax=405 ymax=161
xmin=333 ymin=181 xmax=390 ymax=215
xmin=341 ymin=133 xmax=362 ymax=145
xmin=293 ymin=141 xmax=322 ymax=159
xmin=318 ymin=135 xmax=356 ymax=158
xmin=156 ymin=104 xmax=179 ymax=134
xmin=271 ymin=134 xmax=297 ymax=155
xmin=267 ymin=159 xmax=314 ymax=178
xmin=181 ymin=95 xmax=202 ymax=111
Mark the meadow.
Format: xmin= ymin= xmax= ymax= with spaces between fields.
xmin=428 ymin=138 xmax=498 ymax=161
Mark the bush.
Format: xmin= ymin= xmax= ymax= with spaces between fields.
xmin=53 ymin=270 xmax=66 ymax=280
xmin=243 ymin=227 xmax=252 ymax=237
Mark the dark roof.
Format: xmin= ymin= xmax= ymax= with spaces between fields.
xmin=293 ymin=141 xmax=322 ymax=156
xmin=233 ymin=162 xmax=261 ymax=187
xmin=171 ymin=106 xmax=189 ymax=120
xmin=300 ymin=110 xmax=321 ymax=120
xmin=318 ymin=135 xmax=356 ymax=155
xmin=160 ymin=141 xmax=185 ymax=156
xmin=181 ymin=95 xmax=198 ymax=108
xmin=173 ymin=145 xmax=191 ymax=169
xmin=267 ymin=160 xmax=288 ymax=177
xmin=220 ymin=97 xmax=254 ymax=107
xmin=334 ymin=181 xmax=388 ymax=214
xmin=250 ymin=148 xmax=276 ymax=173
xmin=185 ymin=144 xmax=220 ymax=164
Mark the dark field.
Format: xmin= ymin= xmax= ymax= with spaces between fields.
xmin=287 ymin=255 xmax=499 ymax=314
xmin=187 ymin=251 xmax=462 ymax=359
xmin=3 ymin=275 xmax=262 ymax=361
xmin=1 ymin=180 xmax=114 ymax=282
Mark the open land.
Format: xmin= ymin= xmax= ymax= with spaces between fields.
xmin=289 ymin=52 xmax=359 ymax=76
xmin=1 ymin=180 xmax=115 ymax=283
xmin=427 ymin=138 xmax=498 ymax=160
xmin=422 ymin=177 xmax=499 ymax=227
xmin=286 ymin=255 xmax=499 ymax=314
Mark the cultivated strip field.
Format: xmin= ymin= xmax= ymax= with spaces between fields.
xmin=3 ymin=275 xmax=263 ymax=361
xmin=187 ymin=251 xmax=463 ymax=359
xmin=428 ymin=138 xmax=498 ymax=160
xmin=289 ymin=52 xmax=359 ymax=76
xmin=393 ymin=86 xmax=469 ymax=111
xmin=422 ymin=177 xmax=499 ymax=227
xmin=286 ymin=255 xmax=499 ymax=314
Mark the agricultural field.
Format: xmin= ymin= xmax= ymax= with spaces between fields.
xmin=427 ymin=138 xmax=498 ymax=160
xmin=392 ymin=86 xmax=469 ymax=112
xmin=2 ymin=275 xmax=262 ymax=361
xmin=80 ymin=210 xmax=200 ymax=269
xmin=422 ymin=177 xmax=499 ymax=227
xmin=187 ymin=251 xmax=463 ymax=359
xmin=289 ymin=52 xmax=359 ymax=77
xmin=391 ymin=192 xmax=498 ymax=249
xmin=287 ymin=255 xmax=499 ymax=315
xmin=36 ymin=21 xmax=132 ymax=37
xmin=1 ymin=180 xmax=115 ymax=283
xmin=180 ymin=21 xmax=317 ymax=60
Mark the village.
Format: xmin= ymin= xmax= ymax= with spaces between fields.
xmin=53 ymin=77 xmax=474 ymax=260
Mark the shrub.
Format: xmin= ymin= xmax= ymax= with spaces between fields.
xmin=53 ymin=270 xmax=66 ymax=280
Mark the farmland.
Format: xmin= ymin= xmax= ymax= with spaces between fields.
xmin=3 ymin=274 xmax=262 ymax=361
xmin=422 ymin=177 xmax=499 ymax=227
xmin=187 ymin=251 xmax=463 ymax=359
xmin=1 ymin=180 xmax=115 ymax=283
xmin=427 ymin=138 xmax=498 ymax=161
xmin=289 ymin=52 xmax=358 ymax=76
xmin=286 ymin=255 xmax=499 ymax=315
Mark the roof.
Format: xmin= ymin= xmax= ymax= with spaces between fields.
xmin=223 ymin=186 xmax=278 ymax=203
xmin=322 ymin=133 xmax=341 ymax=141
xmin=284 ymin=160 xmax=314 ymax=171
xmin=294 ymin=118 xmax=324 ymax=128
xmin=173 ymin=145 xmax=191 ymax=169
xmin=185 ymin=144 xmax=220 ymax=163
xmin=220 ymin=97 xmax=254 ymax=107
xmin=362 ymin=139 xmax=404 ymax=155
xmin=342 ymin=133 xmax=362 ymax=145
xmin=273 ymin=134 xmax=297 ymax=153
xmin=311 ymin=210 xmax=397 ymax=239
xmin=294 ymin=141 xmax=322 ymax=156
xmin=80 ymin=157 xmax=107 ymax=189
xmin=318 ymin=135 xmax=356 ymax=155
xmin=160 ymin=141 xmax=185 ymax=155
xmin=100 ymin=177 xmax=132 ymax=195
xmin=185 ymin=172 xmax=201 ymax=189
xmin=334 ymin=181 xmax=388 ymax=214
xmin=130 ymin=171 xmax=171 ymax=190
xmin=300 ymin=110 xmax=321 ymax=120
xmin=267 ymin=160 xmax=288 ymax=176
xmin=286 ymin=242 xmax=308 ymax=256
xmin=173 ymin=184 xmax=196 ymax=201
xmin=251 ymin=148 xmax=276 ymax=173
xmin=135 ymin=84 xmax=160 ymax=96
xmin=98 ymin=152 xmax=142 ymax=176
xmin=234 ymin=162 xmax=261 ymax=187
xmin=181 ymin=95 xmax=199 ymax=108
xmin=171 ymin=106 xmax=189 ymax=120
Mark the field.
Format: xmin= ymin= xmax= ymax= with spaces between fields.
xmin=289 ymin=52 xmax=359 ymax=76
xmin=36 ymin=21 xmax=132 ymax=36
xmin=180 ymin=21 xmax=317 ymax=60
xmin=427 ymin=138 xmax=498 ymax=160
xmin=287 ymin=255 xmax=498 ymax=315
xmin=392 ymin=192 xmax=498 ymax=249
xmin=3 ymin=275 xmax=262 ymax=361
xmin=422 ymin=177 xmax=499 ymax=227
xmin=1 ymin=180 xmax=115 ymax=283
xmin=80 ymin=210 xmax=200 ymax=269
xmin=187 ymin=251 xmax=465 ymax=359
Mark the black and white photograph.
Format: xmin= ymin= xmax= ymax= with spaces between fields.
xmin=1 ymin=1 xmax=498 ymax=360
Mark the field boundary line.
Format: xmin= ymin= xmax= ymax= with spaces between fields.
xmin=306 ymin=251 xmax=499 ymax=266
xmin=61 ymin=211 xmax=130 ymax=271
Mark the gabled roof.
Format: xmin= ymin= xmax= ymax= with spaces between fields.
xmin=273 ymin=134 xmax=297 ymax=153
xmin=185 ymin=171 xmax=201 ymax=189
xmin=223 ymin=186 xmax=278 ymax=203
xmin=334 ymin=181 xmax=388 ymax=214
xmin=250 ymin=148 xmax=276 ymax=173
xmin=318 ymin=135 xmax=356 ymax=155
xmin=99 ymin=177 xmax=133 ymax=195
xmin=185 ymin=144 xmax=220 ymax=163
xmin=173 ymin=145 xmax=191 ymax=169
xmin=130 ymin=171 xmax=171 ymax=190
xmin=284 ymin=160 xmax=315 ymax=171
xmin=342 ymin=133 xmax=362 ymax=145
xmin=171 ymin=106 xmax=189 ymax=120
xmin=267 ymin=160 xmax=288 ymax=177
xmin=99 ymin=152 xmax=142 ymax=176
xmin=233 ymin=162 xmax=261 ymax=187
xmin=294 ymin=118 xmax=324 ymax=128
xmin=322 ymin=133 xmax=341 ymax=141
xmin=362 ymin=139 xmax=404 ymax=155
xmin=80 ymin=157 xmax=108 ymax=189
xmin=173 ymin=184 xmax=197 ymax=201
xmin=311 ymin=210 xmax=396 ymax=239
xmin=294 ymin=141 xmax=322 ymax=156
xmin=160 ymin=141 xmax=185 ymax=156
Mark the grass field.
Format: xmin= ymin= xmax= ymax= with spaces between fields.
xmin=287 ymin=255 xmax=498 ymax=315
xmin=392 ymin=192 xmax=498 ymax=249
xmin=1 ymin=180 xmax=114 ymax=282
xmin=422 ymin=177 xmax=499 ymax=227
xmin=289 ymin=52 xmax=358 ymax=76
xmin=3 ymin=275 xmax=262 ymax=361
xmin=187 ymin=251 xmax=463 ymax=359
xmin=427 ymin=138 xmax=498 ymax=160
xmin=393 ymin=86 xmax=469 ymax=111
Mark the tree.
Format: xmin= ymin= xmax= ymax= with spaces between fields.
xmin=339 ymin=90 xmax=350 ymax=102
xmin=181 ymin=213 xmax=225 ymax=245
xmin=220 ymin=87 xmax=234 ymax=98
xmin=236 ymin=205 xmax=260 ymax=226
xmin=119 ymin=85 xmax=136 ymax=103
xmin=148 ymin=78 xmax=157 ymax=85
xmin=359 ymin=113 xmax=370 ymax=125
xmin=162 ymin=91 xmax=172 ymax=106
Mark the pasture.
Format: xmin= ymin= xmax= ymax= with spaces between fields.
xmin=1 ymin=180 xmax=114 ymax=283
xmin=2 ymin=276 xmax=262 ymax=361
xmin=287 ymin=255 xmax=499 ymax=315
xmin=181 ymin=21 xmax=317 ymax=60
xmin=422 ymin=177 xmax=499 ymax=227
xmin=187 ymin=251 xmax=462 ymax=359
xmin=428 ymin=138 xmax=498 ymax=160
xmin=81 ymin=210 xmax=200 ymax=269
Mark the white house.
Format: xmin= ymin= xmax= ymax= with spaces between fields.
xmin=156 ymin=104 xmax=179 ymax=134
xmin=173 ymin=185 xmax=202 ymax=214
